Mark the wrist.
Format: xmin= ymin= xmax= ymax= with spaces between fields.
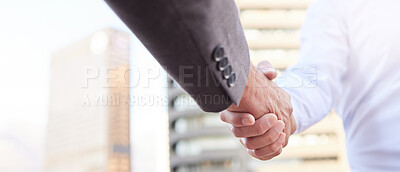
xmin=228 ymin=65 xmax=269 ymax=118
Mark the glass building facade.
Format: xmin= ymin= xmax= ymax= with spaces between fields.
xmin=168 ymin=79 xmax=247 ymax=172
xmin=45 ymin=28 xmax=131 ymax=172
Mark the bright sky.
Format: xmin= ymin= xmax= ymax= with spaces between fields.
xmin=0 ymin=1 xmax=168 ymax=171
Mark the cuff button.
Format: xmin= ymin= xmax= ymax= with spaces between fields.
xmin=217 ymin=57 xmax=228 ymax=71
xmin=222 ymin=65 xmax=232 ymax=79
xmin=212 ymin=45 xmax=225 ymax=61
xmin=227 ymin=73 xmax=236 ymax=87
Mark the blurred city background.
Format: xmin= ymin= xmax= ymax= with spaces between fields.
xmin=0 ymin=0 xmax=349 ymax=172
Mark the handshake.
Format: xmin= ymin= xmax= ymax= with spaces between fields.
xmin=220 ymin=61 xmax=297 ymax=160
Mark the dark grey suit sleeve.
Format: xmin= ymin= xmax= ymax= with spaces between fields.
xmin=105 ymin=0 xmax=250 ymax=112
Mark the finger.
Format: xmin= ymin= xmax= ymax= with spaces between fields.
xmin=283 ymin=123 xmax=290 ymax=147
xmin=258 ymin=146 xmax=283 ymax=161
xmin=282 ymin=116 xmax=294 ymax=147
xmin=231 ymin=113 xmax=277 ymax=137
xmin=283 ymin=114 xmax=297 ymax=147
xmin=240 ymin=120 xmax=285 ymax=149
xmin=257 ymin=60 xmax=277 ymax=80
xmin=252 ymin=133 xmax=286 ymax=158
xmin=247 ymin=145 xmax=283 ymax=161
xmin=220 ymin=110 xmax=255 ymax=127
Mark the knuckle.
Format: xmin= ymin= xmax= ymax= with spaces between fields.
xmin=257 ymin=148 xmax=282 ymax=161
xmin=259 ymin=156 xmax=272 ymax=161
xmin=287 ymin=103 xmax=294 ymax=115
xmin=276 ymin=148 xmax=283 ymax=155
xmin=271 ymin=143 xmax=281 ymax=152
xmin=244 ymin=140 xmax=256 ymax=149
xmin=231 ymin=128 xmax=242 ymax=137
xmin=266 ymin=133 xmax=275 ymax=143
xmin=256 ymin=156 xmax=266 ymax=161
xmin=255 ymin=123 xmax=265 ymax=135
xmin=253 ymin=149 xmax=265 ymax=157
xmin=283 ymin=138 xmax=289 ymax=147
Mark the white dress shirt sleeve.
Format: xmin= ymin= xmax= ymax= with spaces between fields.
xmin=275 ymin=0 xmax=349 ymax=133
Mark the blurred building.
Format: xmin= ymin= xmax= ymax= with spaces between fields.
xmin=168 ymin=0 xmax=350 ymax=171
xmin=168 ymin=80 xmax=247 ymax=172
xmin=238 ymin=0 xmax=306 ymax=69
xmin=45 ymin=28 xmax=131 ymax=172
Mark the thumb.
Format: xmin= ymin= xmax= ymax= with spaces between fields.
xmin=257 ymin=60 xmax=277 ymax=80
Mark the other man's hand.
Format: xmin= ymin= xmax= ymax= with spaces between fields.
xmin=220 ymin=111 xmax=286 ymax=160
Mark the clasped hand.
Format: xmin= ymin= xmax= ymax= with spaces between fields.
xmin=220 ymin=61 xmax=296 ymax=160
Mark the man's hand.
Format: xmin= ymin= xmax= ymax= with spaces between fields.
xmin=220 ymin=61 xmax=296 ymax=160
xmin=220 ymin=111 xmax=286 ymax=160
